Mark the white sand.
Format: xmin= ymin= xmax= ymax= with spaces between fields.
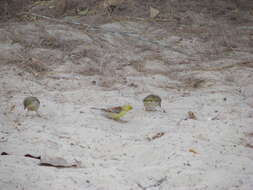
xmin=0 ymin=21 xmax=253 ymax=190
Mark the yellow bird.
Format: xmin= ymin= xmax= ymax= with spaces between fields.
xmin=23 ymin=96 xmax=40 ymax=116
xmin=92 ymin=104 xmax=133 ymax=120
xmin=143 ymin=94 xmax=161 ymax=111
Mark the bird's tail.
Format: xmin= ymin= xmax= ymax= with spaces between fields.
xmin=90 ymin=107 xmax=103 ymax=110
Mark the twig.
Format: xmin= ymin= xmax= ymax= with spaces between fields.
xmin=25 ymin=12 xmax=90 ymax=27
xmin=147 ymin=132 xmax=165 ymax=141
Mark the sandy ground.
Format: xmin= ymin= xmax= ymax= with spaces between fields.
xmin=0 ymin=19 xmax=253 ymax=190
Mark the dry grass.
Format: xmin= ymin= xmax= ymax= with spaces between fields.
xmin=1 ymin=0 xmax=252 ymax=83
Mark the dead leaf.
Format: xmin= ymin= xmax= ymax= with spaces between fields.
xmin=150 ymin=7 xmax=159 ymax=18
xmin=188 ymin=111 xmax=197 ymax=120
xmin=189 ymin=148 xmax=198 ymax=154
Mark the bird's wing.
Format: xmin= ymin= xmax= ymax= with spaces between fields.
xmin=35 ymin=97 xmax=40 ymax=104
xmin=104 ymin=106 xmax=122 ymax=114
xmin=23 ymin=99 xmax=31 ymax=108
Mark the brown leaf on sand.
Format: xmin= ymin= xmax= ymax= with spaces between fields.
xmin=189 ymin=148 xmax=198 ymax=154
xmin=188 ymin=111 xmax=197 ymax=120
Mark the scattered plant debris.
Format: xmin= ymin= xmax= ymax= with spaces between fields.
xmin=147 ymin=132 xmax=165 ymax=141
xmin=187 ymin=111 xmax=197 ymax=120
xmin=188 ymin=148 xmax=198 ymax=154
xmin=24 ymin=154 xmax=41 ymax=160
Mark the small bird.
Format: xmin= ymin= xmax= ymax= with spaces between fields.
xmin=143 ymin=94 xmax=162 ymax=111
xmin=23 ymin=96 xmax=40 ymax=116
xmin=91 ymin=104 xmax=133 ymax=121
